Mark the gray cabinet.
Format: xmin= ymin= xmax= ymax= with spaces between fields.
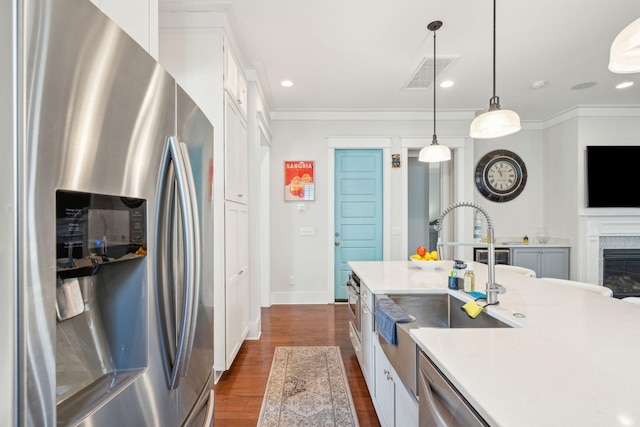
xmin=510 ymin=246 xmax=570 ymax=279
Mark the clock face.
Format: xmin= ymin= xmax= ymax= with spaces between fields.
xmin=475 ymin=150 xmax=527 ymax=202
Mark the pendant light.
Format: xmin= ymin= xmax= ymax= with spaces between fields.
xmin=469 ymin=0 xmax=521 ymax=139
xmin=609 ymin=17 xmax=640 ymax=73
xmin=419 ymin=21 xmax=451 ymax=163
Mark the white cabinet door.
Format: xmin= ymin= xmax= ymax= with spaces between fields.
xmin=225 ymin=47 xmax=238 ymax=102
xmin=372 ymin=334 xmax=419 ymax=427
xmin=360 ymin=286 xmax=374 ymax=391
xmin=225 ymin=46 xmax=248 ymax=116
xmin=237 ymin=205 xmax=249 ymax=340
xmin=236 ymin=72 xmax=248 ymax=115
xmin=224 ymin=94 xmax=248 ymax=204
xmin=225 ymin=201 xmax=249 ymax=368
xmin=374 ymin=339 xmax=395 ymax=427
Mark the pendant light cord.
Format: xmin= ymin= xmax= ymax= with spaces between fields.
xmin=492 ymin=0 xmax=496 ymax=99
xmin=433 ymin=27 xmax=437 ymax=139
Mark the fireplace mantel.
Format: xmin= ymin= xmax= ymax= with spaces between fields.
xmin=578 ymin=212 xmax=640 ymax=283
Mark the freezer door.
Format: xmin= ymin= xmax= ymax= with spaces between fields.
xmin=182 ymin=372 xmax=215 ymax=427
xmin=176 ymin=85 xmax=215 ymax=423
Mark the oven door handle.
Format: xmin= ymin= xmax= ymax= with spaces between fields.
xmin=347 ymin=284 xmax=359 ymax=298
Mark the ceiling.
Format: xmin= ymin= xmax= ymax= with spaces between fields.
xmin=164 ymin=0 xmax=640 ymax=121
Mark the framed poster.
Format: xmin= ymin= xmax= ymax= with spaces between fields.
xmin=284 ymin=161 xmax=315 ymax=201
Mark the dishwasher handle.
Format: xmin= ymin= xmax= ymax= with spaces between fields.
xmin=419 ymin=364 xmax=450 ymax=427
xmin=418 ymin=351 xmax=488 ymax=427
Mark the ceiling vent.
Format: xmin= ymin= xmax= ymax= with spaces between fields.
xmin=404 ymin=56 xmax=459 ymax=90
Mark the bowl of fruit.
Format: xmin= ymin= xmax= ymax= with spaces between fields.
xmin=410 ymin=246 xmax=445 ymax=270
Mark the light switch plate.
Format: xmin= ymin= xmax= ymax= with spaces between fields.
xmin=299 ymin=226 xmax=314 ymax=236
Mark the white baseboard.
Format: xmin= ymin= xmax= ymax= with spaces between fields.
xmin=270 ymin=291 xmax=332 ymax=304
xmin=246 ymin=317 xmax=262 ymax=340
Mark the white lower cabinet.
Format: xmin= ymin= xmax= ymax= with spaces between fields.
xmin=225 ymin=201 xmax=249 ymax=369
xmin=373 ymin=337 xmax=418 ymax=427
xmin=360 ymin=286 xmax=374 ymax=391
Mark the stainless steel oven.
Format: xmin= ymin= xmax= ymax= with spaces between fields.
xmin=347 ymin=272 xmax=361 ymax=341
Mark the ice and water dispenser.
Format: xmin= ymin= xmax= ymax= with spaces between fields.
xmin=55 ymin=190 xmax=148 ymax=424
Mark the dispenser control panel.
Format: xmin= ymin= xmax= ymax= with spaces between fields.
xmin=56 ymin=190 xmax=147 ymax=277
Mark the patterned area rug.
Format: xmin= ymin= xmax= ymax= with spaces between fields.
xmin=257 ymin=346 xmax=359 ymax=426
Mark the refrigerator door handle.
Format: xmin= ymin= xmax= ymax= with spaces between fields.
xmin=178 ymin=141 xmax=201 ymax=377
xmin=203 ymin=390 xmax=215 ymax=426
xmin=156 ymin=136 xmax=198 ymax=390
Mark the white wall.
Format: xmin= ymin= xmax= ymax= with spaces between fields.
xmin=543 ymin=117 xmax=579 ymax=275
xmin=472 ymin=129 xmax=545 ymax=242
xmin=267 ymin=108 xmax=640 ymax=299
xmin=541 ymin=108 xmax=640 ymax=280
xmin=268 ymin=115 xmax=544 ymax=303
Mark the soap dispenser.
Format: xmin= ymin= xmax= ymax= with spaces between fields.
xmin=464 ymin=265 xmax=475 ymax=293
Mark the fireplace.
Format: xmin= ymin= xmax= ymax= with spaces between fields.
xmin=578 ymin=214 xmax=640 ymax=285
xmin=603 ymin=249 xmax=640 ymax=298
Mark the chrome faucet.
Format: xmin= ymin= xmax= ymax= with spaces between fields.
xmin=434 ymin=201 xmax=504 ymax=305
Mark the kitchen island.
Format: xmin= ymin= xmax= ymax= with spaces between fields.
xmin=349 ymin=260 xmax=640 ymax=427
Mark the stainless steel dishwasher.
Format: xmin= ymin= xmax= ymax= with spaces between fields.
xmin=418 ymin=350 xmax=488 ymax=427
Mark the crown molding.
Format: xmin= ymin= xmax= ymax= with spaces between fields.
xmin=158 ymin=0 xmax=231 ymax=13
xmin=544 ymin=105 xmax=640 ymax=129
xmin=270 ymin=109 xmax=476 ymax=121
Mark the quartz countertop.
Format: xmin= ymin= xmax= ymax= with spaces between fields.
xmin=348 ymin=260 xmax=640 ymax=427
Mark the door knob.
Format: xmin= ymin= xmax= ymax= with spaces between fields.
xmin=335 ymin=241 xmax=340 ymax=246
xmin=335 ymin=232 xmax=340 ymax=237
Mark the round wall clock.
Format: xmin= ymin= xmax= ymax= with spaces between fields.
xmin=475 ymin=149 xmax=527 ymax=202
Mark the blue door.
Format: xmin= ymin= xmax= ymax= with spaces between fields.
xmin=334 ymin=150 xmax=383 ymax=300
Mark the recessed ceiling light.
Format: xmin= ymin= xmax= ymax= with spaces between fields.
xmin=571 ymin=82 xmax=597 ymax=91
xmin=281 ymin=80 xmax=294 ymax=88
xmin=439 ymin=80 xmax=454 ymax=88
xmin=616 ymin=81 xmax=634 ymax=89
xmin=531 ymin=80 xmax=546 ymax=89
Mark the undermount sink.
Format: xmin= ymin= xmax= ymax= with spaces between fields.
xmin=378 ymin=293 xmax=512 ymax=398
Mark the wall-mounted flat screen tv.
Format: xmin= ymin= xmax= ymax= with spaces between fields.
xmin=586 ymin=145 xmax=640 ymax=208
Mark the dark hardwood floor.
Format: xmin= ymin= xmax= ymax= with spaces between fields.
xmin=213 ymin=304 xmax=380 ymax=426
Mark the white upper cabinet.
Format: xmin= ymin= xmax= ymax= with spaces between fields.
xmin=90 ymin=0 xmax=157 ymax=57
xmin=225 ymin=93 xmax=248 ymax=204
xmin=225 ymin=47 xmax=247 ymax=116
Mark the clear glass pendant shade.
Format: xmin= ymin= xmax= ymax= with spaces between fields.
xmin=609 ymin=17 xmax=640 ymax=74
xmin=469 ymin=108 xmax=521 ymax=139
xmin=419 ymin=142 xmax=451 ymax=162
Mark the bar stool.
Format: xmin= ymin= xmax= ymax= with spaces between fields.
xmin=539 ymin=277 xmax=613 ymax=297
xmin=495 ymin=264 xmax=536 ymax=277
xmin=621 ymin=297 xmax=640 ymax=305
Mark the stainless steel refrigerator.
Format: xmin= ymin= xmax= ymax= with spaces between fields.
xmin=1 ymin=0 xmax=215 ymax=425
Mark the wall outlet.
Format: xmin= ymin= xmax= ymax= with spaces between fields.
xmin=288 ymin=275 xmax=295 ymax=286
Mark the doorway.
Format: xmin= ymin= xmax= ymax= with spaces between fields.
xmin=333 ymin=149 xmax=383 ymax=300
xmin=407 ymin=156 xmax=441 ymax=255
